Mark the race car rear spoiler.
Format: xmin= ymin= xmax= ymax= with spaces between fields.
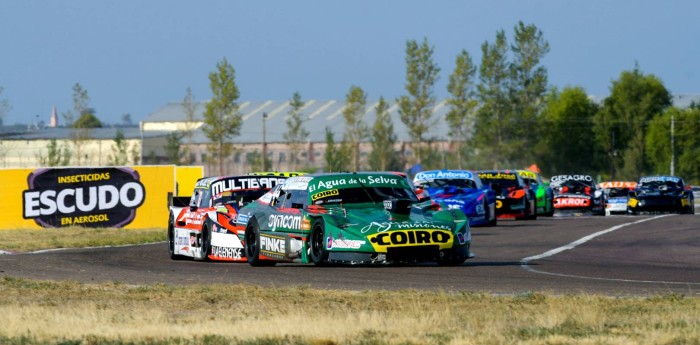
xmin=167 ymin=192 xmax=191 ymax=208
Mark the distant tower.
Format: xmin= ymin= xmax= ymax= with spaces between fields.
xmin=49 ymin=105 xmax=58 ymax=127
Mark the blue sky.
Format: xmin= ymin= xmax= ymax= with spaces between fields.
xmin=1 ymin=0 xmax=698 ymax=126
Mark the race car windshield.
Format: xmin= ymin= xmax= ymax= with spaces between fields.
xmin=638 ymin=181 xmax=681 ymax=191
xmin=424 ymin=179 xmax=477 ymax=189
xmin=481 ymin=177 xmax=519 ymax=188
xmin=313 ymin=186 xmax=418 ymax=205
xmin=605 ymin=188 xmax=630 ymax=198
xmin=213 ymin=190 xmax=268 ymax=207
xmin=556 ymin=180 xmax=595 ymax=194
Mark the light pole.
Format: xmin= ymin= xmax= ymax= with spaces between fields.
xmin=262 ymin=112 xmax=268 ymax=171
xmin=670 ymin=113 xmax=675 ymax=176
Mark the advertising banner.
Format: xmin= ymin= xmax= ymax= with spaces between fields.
xmin=0 ymin=165 xmax=202 ymax=230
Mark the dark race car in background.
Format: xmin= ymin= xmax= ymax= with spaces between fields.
xmin=598 ymin=181 xmax=637 ymax=215
xmin=478 ymin=170 xmax=537 ymax=220
xmin=627 ymin=175 xmax=695 ymax=215
xmin=550 ymin=174 xmax=605 ymax=216
xmin=413 ymin=170 xmax=497 ymax=227
xmin=517 ymin=170 xmax=554 ymax=217
xmin=167 ymin=173 xmax=299 ymax=261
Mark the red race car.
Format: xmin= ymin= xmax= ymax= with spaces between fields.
xmin=167 ymin=173 xmax=301 ymax=261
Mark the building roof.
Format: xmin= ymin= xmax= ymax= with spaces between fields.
xmin=142 ymin=99 xmax=456 ymax=143
xmin=0 ymin=127 xmax=167 ymax=140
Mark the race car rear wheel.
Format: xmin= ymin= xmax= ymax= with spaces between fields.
xmin=544 ymin=197 xmax=554 ymax=217
xmin=528 ymin=196 xmax=538 ymax=220
xmin=245 ymin=218 xmax=276 ymax=267
xmin=198 ymin=221 xmax=212 ymax=261
xmin=167 ymin=214 xmax=184 ymax=260
xmin=485 ymin=199 xmax=497 ymax=227
xmin=310 ymin=218 xmax=329 ymax=266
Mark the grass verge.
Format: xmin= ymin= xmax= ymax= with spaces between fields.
xmin=0 ymin=227 xmax=165 ymax=252
xmin=0 ymin=277 xmax=698 ymax=345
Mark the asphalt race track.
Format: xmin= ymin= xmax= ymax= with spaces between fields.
xmin=1 ymin=214 xmax=698 ymax=296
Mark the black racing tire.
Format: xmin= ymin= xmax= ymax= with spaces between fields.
xmin=485 ymin=199 xmax=497 ymax=227
xmin=544 ymin=197 xmax=555 ymax=217
xmin=167 ymin=213 xmax=184 ymax=260
xmin=245 ymin=218 xmax=276 ymax=266
xmin=528 ymin=197 xmax=538 ymax=220
xmin=198 ymin=220 xmax=212 ymax=261
xmin=310 ymin=218 xmax=329 ymax=266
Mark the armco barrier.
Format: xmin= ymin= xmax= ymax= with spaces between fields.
xmin=0 ymin=165 xmax=202 ymax=230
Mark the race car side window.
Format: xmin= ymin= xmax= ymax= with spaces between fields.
xmin=289 ymin=190 xmax=308 ymax=209
xmin=270 ymin=186 xmax=285 ymax=207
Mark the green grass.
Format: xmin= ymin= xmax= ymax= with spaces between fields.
xmin=0 ymin=227 xmax=165 ymax=252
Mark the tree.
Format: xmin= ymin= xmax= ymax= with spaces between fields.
xmin=108 ymin=129 xmax=129 ymax=166
xmin=646 ymin=107 xmax=700 ymax=183
xmin=536 ymin=87 xmax=600 ymax=176
xmin=164 ymin=131 xmax=184 ymax=165
xmin=121 ymin=113 xmax=133 ymax=126
xmin=509 ymin=21 xmax=550 ymax=166
xmin=246 ymin=150 xmax=271 ymax=173
xmin=64 ymin=83 xmax=93 ymax=165
xmin=342 ymin=85 xmax=369 ymax=171
xmin=202 ymin=58 xmax=242 ymax=175
xmin=37 ymin=138 xmax=71 ymax=167
xmin=284 ymin=92 xmax=309 ymax=170
xmin=594 ymin=64 xmax=671 ymax=179
xmin=369 ymin=97 xmax=401 ymax=171
xmin=473 ymin=30 xmax=510 ymax=169
xmin=73 ymin=111 xmax=102 ymax=128
xmin=130 ymin=144 xmax=141 ymax=165
xmin=181 ymin=87 xmax=198 ymax=164
xmin=446 ymin=50 xmax=478 ymax=169
xmin=324 ymin=127 xmax=348 ymax=172
xmin=397 ymin=38 xmax=440 ymax=168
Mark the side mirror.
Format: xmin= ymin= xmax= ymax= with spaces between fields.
xmin=189 ymin=204 xmax=198 ymax=212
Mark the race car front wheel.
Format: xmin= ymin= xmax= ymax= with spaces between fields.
xmin=245 ymin=218 xmax=276 ymax=267
xmin=310 ymin=218 xmax=329 ymax=266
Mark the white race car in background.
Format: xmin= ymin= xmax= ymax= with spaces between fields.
xmin=598 ymin=181 xmax=637 ymax=215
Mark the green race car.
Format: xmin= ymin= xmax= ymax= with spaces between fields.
xmin=517 ymin=170 xmax=554 ymax=217
xmin=237 ymin=172 xmax=473 ymax=266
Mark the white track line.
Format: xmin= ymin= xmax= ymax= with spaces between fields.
xmin=520 ymin=215 xmax=700 ymax=285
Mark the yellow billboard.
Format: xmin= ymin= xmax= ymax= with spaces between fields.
xmin=0 ymin=165 xmax=202 ymax=230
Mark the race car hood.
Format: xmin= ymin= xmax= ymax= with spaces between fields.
xmin=313 ymin=203 xmax=469 ymax=251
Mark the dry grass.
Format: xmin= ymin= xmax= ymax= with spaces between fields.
xmin=0 ymin=227 xmax=165 ymax=252
xmin=0 ymin=277 xmax=698 ymax=345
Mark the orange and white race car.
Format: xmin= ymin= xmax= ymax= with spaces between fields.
xmin=167 ymin=172 xmax=302 ymax=261
xmin=597 ymin=181 xmax=637 ymax=215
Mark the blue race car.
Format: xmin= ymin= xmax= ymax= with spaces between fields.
xmin=413 ymin=170 xmax=497 ymax=227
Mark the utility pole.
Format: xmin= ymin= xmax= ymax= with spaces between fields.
xmin=670 ymin=113 xmax=675 ymax=176
xmin=261 ymin=112 xmax=268 ymax=171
